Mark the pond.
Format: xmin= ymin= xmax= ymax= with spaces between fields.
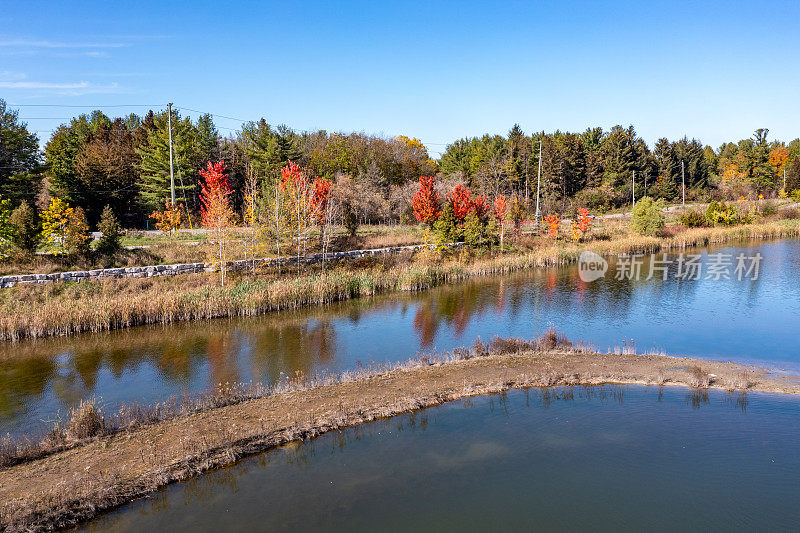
xmin=81 ymin=385 xmax=800 ymax=531
xmin=3 ymin=238 xmax=799 ymax=436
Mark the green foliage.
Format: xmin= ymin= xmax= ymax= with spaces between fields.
xmin=705 ymin=201 xmax=739 ymax=226
xmin=761 ymin=202 xmax=777 ymax=218
xmin=575 ymin=187 xmax=612 ymax=212
xmin=786 ymin=158 xmax=800 ymax=194
xmin=9 ymin=201 xmax=39 ymax=255
xmin=137 ymin=109 xmax=202 ymax=211
xmin=0 ymin=196 xmax=12 ymax=259
xmin=96 ymin=205 xmax=123 ymax=257
xmin=462 ymin=210 xmax=485 ymax=247
xmin=631 ymin=196 xmax=665 ymax=236
xmin=0 ymin=99 xmax=41 ymax=204
xmin=433 ymin=202 xmax=460 ymax=245
xmin=342 ymin=201 xmax=359 ymax=237
xmin=678 ymin=209 xmax=706 ymax=228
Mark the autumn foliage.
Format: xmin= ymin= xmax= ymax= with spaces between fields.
xmin=199 ymin=161 xmax=233 ymax=285
xmin=200 ymin=161 xmax=232 ymax=228
xmin=149 ymin=199 xmax=182 ymax=237
xmin=412 ymin=176 xmax=441 ymax=225
xmin=493 ymin=194 xmax=508 ymax=248
xmin=543 ymin=214 xmax=561 ymax=237
xmin=576 ymin=208 xmax=592 ymax=233
xmin=446 ymin=184 xmax=488 ymax=221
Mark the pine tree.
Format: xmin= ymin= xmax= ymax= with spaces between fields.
xmin=137 ymin=109 xmax=199 ymax=211
xmin=96 ymin=204 xmax=123 ymax=257
xmin=0 ymin=99 xmax=41 ymax=205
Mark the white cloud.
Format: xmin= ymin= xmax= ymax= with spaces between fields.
xmin=0 ymin=71 xmax=26 ymax=80
xmin=0 ymin=40 xmax=127 ymax=49
xmin=0 ymin=80 xmax=123 ymax=95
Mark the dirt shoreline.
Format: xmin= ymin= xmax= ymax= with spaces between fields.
xmin=1 ymin=349 xmax=799 ymax=532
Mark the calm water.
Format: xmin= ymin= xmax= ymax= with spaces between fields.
xmin=3 ymin=239 xmax=799 ymax=436
xmin=82 ymin=386 xmax=800 ymax=532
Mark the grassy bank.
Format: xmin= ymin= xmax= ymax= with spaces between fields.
xmin=1 ymin=333 xmax=798 ymax=532
xmin=2 ymin=219 xmax=798 ymax=341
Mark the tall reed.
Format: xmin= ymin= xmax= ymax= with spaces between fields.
xmin=2 ymin=220 xmax=797 ymax=341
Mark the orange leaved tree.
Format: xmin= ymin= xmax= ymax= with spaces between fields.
xmin=493 ymin=194 xmax=508 ymax=249
xmin=543 ymin=214 xmax=561 ymax=238
xmin=200 ymin=161 xmax=233 ymax=286
xmin=576 ymin=208 xmax=592 ymax=233
xmin=149 ymin=199 xmax=182 ymax=240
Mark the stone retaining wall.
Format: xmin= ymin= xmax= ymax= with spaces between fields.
xmin=0 ymin=243 xmax=460 ymax=289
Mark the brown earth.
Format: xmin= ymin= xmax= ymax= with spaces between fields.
xmin=1 ymin=349 xmax=799 ymax=532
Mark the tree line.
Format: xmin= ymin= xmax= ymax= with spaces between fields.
xmin=440 ymin=125 xmax=800 ymax=214
xmin=2 ymin=98 xmax=800 ymax=236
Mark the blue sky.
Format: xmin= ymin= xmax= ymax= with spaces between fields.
xmin=1 ymin=0 xmax=798 ymax=155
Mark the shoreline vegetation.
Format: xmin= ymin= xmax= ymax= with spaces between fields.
xmin=2 ymin=220 xmax=799 ymax=341
xmin=2 ymin=332 xmax=800 ymax=532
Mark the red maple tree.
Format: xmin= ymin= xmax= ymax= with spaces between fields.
xmin=470 ymin=194 xmax=489 ymax=219
xmin=447 ymin=184 xmax=472 ymax=220
xmin=493 ymin=194 xmax=508 ymax=248
xmin=200 ymin=161 xmax=232 ymax=227
xmin=412 ymin=176 xmax=441 ymax=225
xmin=199 ymin=161 xmax=233 ymax=285
xmin=310 ymin=177 xmax=332 ymax=225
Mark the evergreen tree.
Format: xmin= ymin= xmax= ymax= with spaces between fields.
xmin=195 ymin=113 xmax=221 ymax=164
xmin=136 ymin=108 xmax=199 ymax=211
xmin=0 ymin=99 xmax=41 ymax=205
xmin=785 ymin=158 xmax=800 ymax=195
xmin=96 ymin=204 xmax=123 ymax=257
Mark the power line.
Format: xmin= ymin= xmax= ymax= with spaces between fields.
xmin=175 ymin=106 xmax=249 ymax=123
xmin=9 ymin=103 xmax=163 ymax=108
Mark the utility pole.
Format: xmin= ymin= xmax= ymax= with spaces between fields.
xmin=534 ymin=139 xmax=542 ymax=226
xmin=167 ymin=102 xmax=175 ymax=204
xmin=632 ymin=170 xmax=636 ymax=209
xmin=784 ymin=168 xmax=787 ymax=191
xmin=681 ymin=160 xmax=686 ymax=210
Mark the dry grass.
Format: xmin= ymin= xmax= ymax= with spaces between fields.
xmin=2 ymin=219 xmax=798 ymax=342
xmin=0 ymin=335 xmax=795 ymax=532
xmin=0 ymin=329 xmax=585 ymax=469
xmin=687 ymin=364 xmax=712 ymax=388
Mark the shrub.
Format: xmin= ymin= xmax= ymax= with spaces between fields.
xmin=631 ymin=196 xmax=665 ymax=236
xmin=575 ymin=187 xmax=612 ymax=212
xmin=66 ymin=398 xmax=106 ymax=440
xmin=780 ymin=207 xmax=799 ymax=220
xmin=462 ymin=210 xmax=485 ymax=247
xmin=705 ymin=201 xmax=738 ymax=226
xmin=0 ymin=196 xmax=14 ymax=258
xmin=679 ymin=209 xmax=706 ymax=228
xmin=65 ymin=206 xmax=91 ymax=258
xmin=9 ymin=202 xmax=39 ymax=255
xmin=761 ymin=202 xmax=778 ymax=217
xmin=96 ymin=204 xmax=122 ymax=257
xmin=433 ymin=202 xmax=460 ymax=244
xmin=343 ymin=202 xmax=359 ymax=237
